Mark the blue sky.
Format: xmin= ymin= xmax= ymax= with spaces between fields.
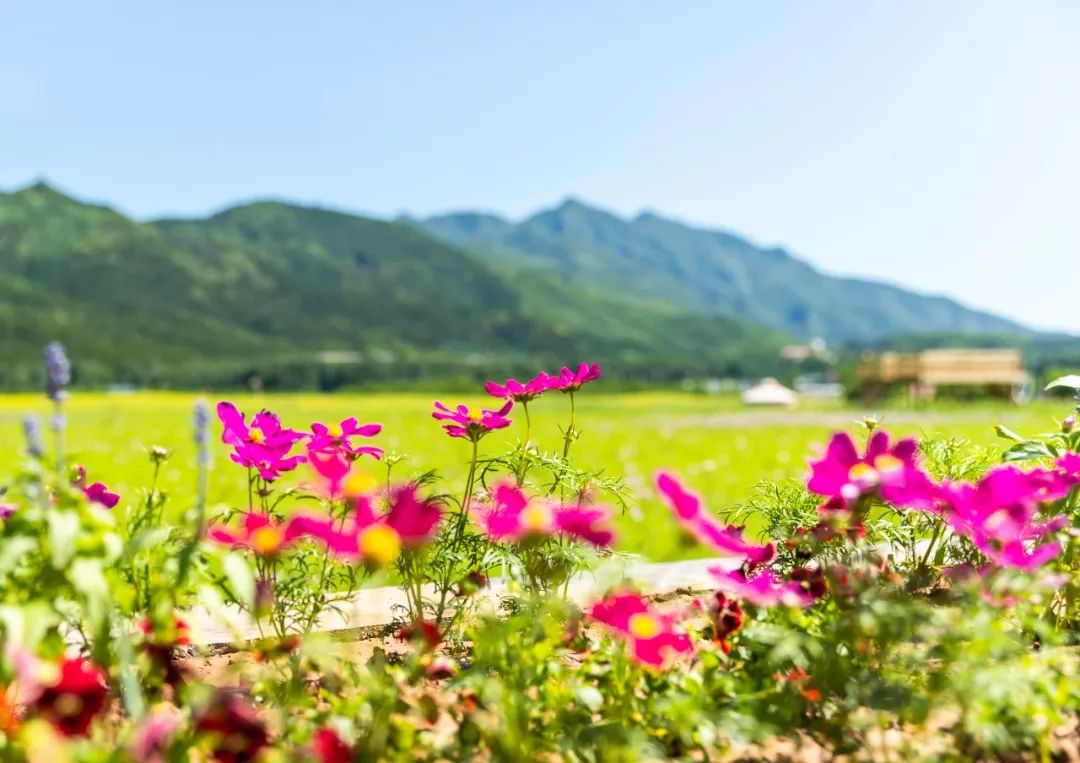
xmin=2 ymin=1 xmax=1079 ymax=330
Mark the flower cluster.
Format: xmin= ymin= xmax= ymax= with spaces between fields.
xmin=484 ymin=363 xmax=602 ymax=402
xmin=218 ymin=402 xmax=307 ymax=481
xmin=475 ymin=482 xmax=615 ymax=547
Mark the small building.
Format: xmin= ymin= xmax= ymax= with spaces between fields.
xmin=741 ymin=378 xmax=798 ymax=407
xmin=857 ymin=348 xmax=1030 ymax=402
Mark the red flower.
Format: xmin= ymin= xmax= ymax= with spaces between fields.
xmin=32 ymin=657 xmax=108 ymax=738
xmin=194 ymin=692 xmax=269 ymax=763
xmin=790 ymin=566 xmax=828 ymax=600
xmin=312 ymin=727 xmax=352 ymax=763
xmin=708 ymin=592 xmax=744 ymax=653
xmin=396 ymin=619 xmax=443 ymax=652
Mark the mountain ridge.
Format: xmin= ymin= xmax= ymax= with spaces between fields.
xmin=415 ymin=198 xmax=1029 ymax=343
xmin=0 ymin=182 xmax=791 ymax=389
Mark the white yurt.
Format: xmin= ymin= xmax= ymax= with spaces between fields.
xmin=741 ymin=378 xmax=798 ymax=407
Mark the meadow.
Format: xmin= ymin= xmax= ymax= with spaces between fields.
xmin=0 ymin=389 xmax=1063 ymax=560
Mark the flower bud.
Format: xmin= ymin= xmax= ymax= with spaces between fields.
xmin=1063 ymin=415 xmax=1076 ymax=434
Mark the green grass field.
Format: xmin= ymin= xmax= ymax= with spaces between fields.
xmin=0 ymin=391 xmax=1069 ymax=560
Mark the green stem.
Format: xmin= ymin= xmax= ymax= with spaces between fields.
xmin=561 ymin=392 xmax=577 ymax=461
xmin=919 ymin=518 xmax=945 ymax=569
xmin=53 ymin=399 xmax=65 ymax=477
xmin=516 ymin=402 xmax=532 ymax=484
xmin=458 ymin=439 xmax=479 ymax=534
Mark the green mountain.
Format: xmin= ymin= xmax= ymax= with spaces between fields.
xmin=0 ymin=183 xmax=787 ymax=390
xmin=417 ymin=199 xmax=1030 ymax=344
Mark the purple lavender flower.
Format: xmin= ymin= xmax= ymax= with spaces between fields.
xmin=22 ymin=414 xmax=44 ymax=459
xmin=43 ymin=341 xmax=70 ymax=403
xmin=193 ymin=398 xmax=211 ymax=466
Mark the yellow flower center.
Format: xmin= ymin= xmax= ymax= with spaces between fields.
xmin=54 ymin=693 xmax=84 ymax=719
xmin=847 ymin=462 xmax=878 ymax=485
xmin=327 ymin=423 xmax=342 ymax=438
xmin=342 ymin=469 xmax=376 ymax=497
xmin=873 ymin=454 xmax=904 ymax=474
xmin=359 ymin=524 xmax=402 ymax=566
xmin=520 ymin=501 xmax=555 ymax=533
xmin=628 ymin=613 xmax=661 ymax=639
xmin=248 ymin=428 xmax=265 ymax=445
xmin=466 ymin=408 xmax=484 ymax=422
xmin=250 ymin=525 xmax=284 ymax=555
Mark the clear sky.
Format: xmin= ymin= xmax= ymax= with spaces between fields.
xmin=2 ymin=1 xmax=1078 ymax=330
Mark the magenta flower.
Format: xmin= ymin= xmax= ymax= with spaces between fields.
xmin=0 ymin=503 xmax=15 ymax=520
xmin=656 ymin=471 xmax=776 ymax=566
xmin=708 ymin=566 xmax=814 ymax=608
xmin=300 ymin=485 xmax=443 ymax=566
xmin=484 ymin=372 xmax=552 ymax=403
xmin=308 ymin=417 xmax=383 ymax=460
xmin=807 ymin=430 xmax=936 ymax=511
xmin=84 ymin=482 xmax=120 ymax=509
xmin=589 ymin=591 xmax=693 ymax=668
xmin=306 ymin=449 xmax=378 ymax=501
xmin=1056 ymin=452 xmax=1080 ymax=483
xmin=938 ymin=464 xmax=1071 ymax=570
xmin=71 ymin=465 xmax=120 ymax=509
xmin=208 ymin=511 xmax=312 ymax=557
xmin=217 ymin=402 xmax=306 ymax=481
xmin=547 ymin=362 xmax=602 ymax=392
xmin=432 ymin=400 xmax=513 ymax=441
xmin=475 ymin=482 xmax=615 ymax=546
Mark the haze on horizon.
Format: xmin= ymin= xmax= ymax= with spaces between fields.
xmin=2 ymin=1 xmax=1078 ymax=332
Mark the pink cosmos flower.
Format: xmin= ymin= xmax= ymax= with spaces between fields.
xmin=208 ymin=511 xmax=312 ymax=557
xmin=484 ymin=372 xmax=552 ymax=403
xmin=1055 ymin=452 xmax=1080 ymax=483
xmin=432 ymin=400 xmax=513 ymax=441
xmin=589 ymin=591 xmax=693 ymax=668
xmin=217 ymin=402 xmax=306 ymax=481
xmin=71 ymin=465 xmax=120 ymax=509
xmin=708 ymin=567 xmax=814 ymax=608
xmin=0 ymin=503 xmax=16 ymax=520
xmin=475 ymin=482 xmax=615 ymax=546
xmin=547 ymin=363 xmax=602 ymax=392
xmin=300 ymin=485 xmax=442 ymax=566
xmin=807 ymin=430 xmax=936 ymax=511
xmin=938 ymin=465 xmax=1070 ymax=570
xmin=656 ymin=471 xmax=776 ymax=566
xmin=128 ymin=703 xmax=183 ymax=763
xmin=308 ymin=417 xmax=383 ymax=460
xmin=306 ymin=449 xmax=378 ymax=501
